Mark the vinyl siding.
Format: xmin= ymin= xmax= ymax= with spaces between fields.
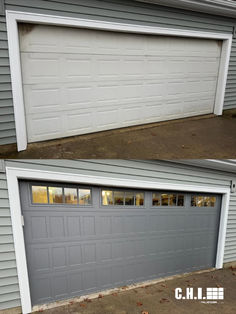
xmin=0 ymin=159 xmax=235 ymax=310
xmin=0 ymin=0 xmax=236 ymax=145
xmin=0 ymin=168 xmax=20 ymax=311
xmin=225 ymin=39 xmax=236 ymax=109
xmin=0 ymin=3 xmax=16 ymax=146
xmin=224 ymin=194 xmax=236 ymax=262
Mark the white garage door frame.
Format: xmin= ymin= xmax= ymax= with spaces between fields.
xmin=6 ymin=10 xmax=233 ymax=152
xmin=6 ymin=166 xmax=230 ymax=314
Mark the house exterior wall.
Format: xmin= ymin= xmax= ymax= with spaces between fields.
xmin=0 ymin=159 xmax=235 ymax=310
xmin=0 ymin=0 xmax=236 ymax=145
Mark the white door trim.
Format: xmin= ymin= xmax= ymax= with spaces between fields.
xmin=6 ymin=10 xmax=232 ymax=152
xmin=6 ymin=166 xmax=230 ymax=314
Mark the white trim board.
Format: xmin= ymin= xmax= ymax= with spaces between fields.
xmin=6 ymin=10 xmax=233 ymax=152
xmin=6 ymin=166 xmax=231 ymax=314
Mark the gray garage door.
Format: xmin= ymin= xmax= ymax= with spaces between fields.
xmin=19 ymin=181 xmax=221 ymax=306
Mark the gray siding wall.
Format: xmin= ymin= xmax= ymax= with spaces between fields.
xmin=0 ymin=159 xmax=236 ymax=310
xmin=0 ymin=0 xmax=236 ymax=145
xmin=0 ymin=163 xmax=20 ymax=310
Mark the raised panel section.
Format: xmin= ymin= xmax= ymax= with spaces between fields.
xmin=19 ymin=24 xmax=221 ymax=143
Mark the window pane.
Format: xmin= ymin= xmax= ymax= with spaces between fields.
xmin=65 ymin=188 xmax=77 ymax=204
xmin=32 ymin=186 xmax=48 ymax=204
xmin=161 ymin=194 xmax=168 ymax=206
xmin=197 ymin=196 xmax=204 ymax=207
xmin=192 ymin=195 xmax=216 ymax=207
xmin=114 ymin=191 xmax=124 ymax=205
xmin=125 ymin=192 xmax=134 ymax=205
xmin=191 ymin=196 xmax=197 ymax=206
xmin=177 ymin=195 xmax=184 ymax=206
xmin=102 ymin=190 xmax=113 ymax=205
xmin=210 ymin=197 xmax=216 ymax=207
xmin=49 ymin=187 xmax=63 ymax=204
xmin=135 ymin=193 xmax=144 ymax=206
xmin=169 ymin=194 xmax=177 ymax=206
xmin=203 ymin=196 xmax=216 ymax=207
xmin=152 ymin=193 xmax=160 ymax=206
xmin=79 ymin=189 xmax=91 ymax=205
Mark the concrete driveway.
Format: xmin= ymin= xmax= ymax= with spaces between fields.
xmin=0 ymin=110 xmax=236 ymax=159
xmin=34 ymin=267 xmax=236 ymax=314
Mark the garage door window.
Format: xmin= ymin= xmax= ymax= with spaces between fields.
xmin=152 ymin=193 xmax=185 ymax=207
xmin=65 ymin=188 xmax=78 ymax=204
xmin=49 ymin=187 xmax=63 ymax=204
xmin=191 ymin=196 xmax=216 ymax=207
xmin=32 ymin=185 xmax=91 ymax=205
xmin=79 ymin=189 xmax=91 ymax=205
xmin=102 ymin=190 xmax=144 ymax=206
xmin=32 ymin=186 xmax=48 ymax=204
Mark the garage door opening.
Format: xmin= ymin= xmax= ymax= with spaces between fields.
xmin=18 ymin=23 xmax=222 ymax=144
xmin=19 ymin=181 xmax=221 ymax=306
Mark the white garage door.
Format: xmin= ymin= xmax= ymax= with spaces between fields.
xmin=19 ymin=24 xmax=222 ymax=143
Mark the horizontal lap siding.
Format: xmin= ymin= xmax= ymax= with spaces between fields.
xmin=0 ymin=0 xmax=236 ymax=145
xmin=225 ymin=39 xmax=236 ymax=109
xmin=224 ymin=194 xmax=236 ymax=262
xmin=0 ymin=159 xmax=236 ymax=310
xmin=0 ymin=4 xmax=16 ymax=146
xmin=0 ymin=167 xmax=20 ymax=311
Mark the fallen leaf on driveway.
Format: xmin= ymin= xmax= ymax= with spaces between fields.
xmin=137 ymin=301 xmax=143 ymax=306
xmin=79 ymin=303 xmax=86 ymax=307
xmin=160 ymin=298 xmax=170 ymax=303
xmin=216 ymin=285 xmax=221 ymax=288
xmin=142 ymin=311 xmax=149 ymax=314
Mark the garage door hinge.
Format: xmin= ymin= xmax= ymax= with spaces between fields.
xmin=21 ymin=215 xmax=24 ymax=227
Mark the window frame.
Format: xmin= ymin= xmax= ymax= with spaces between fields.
xmin=191 ymin=195 xmax=217 ymax=208
xmin=100 ymin=188 xmax=145 ymax=208
xmin=30 ymin=183 xmax=93 ymax=207
xmin=151 ymin=192 xmax=186 ymax=208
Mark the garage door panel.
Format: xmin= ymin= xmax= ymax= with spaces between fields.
xmin=19 ymin=24 xmax=221 ymax=57
xmin=19 ymin=24 xmax=222 ymax=143
xmin=27 ymin=114 xmax=62 ymax=142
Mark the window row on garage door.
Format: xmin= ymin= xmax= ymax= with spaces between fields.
xmin=30 ymin=182 xmax=217 ymax=208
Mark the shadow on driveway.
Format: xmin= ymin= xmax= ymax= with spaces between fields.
xmin=1 ymin=111 xmax=236 ymax=159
